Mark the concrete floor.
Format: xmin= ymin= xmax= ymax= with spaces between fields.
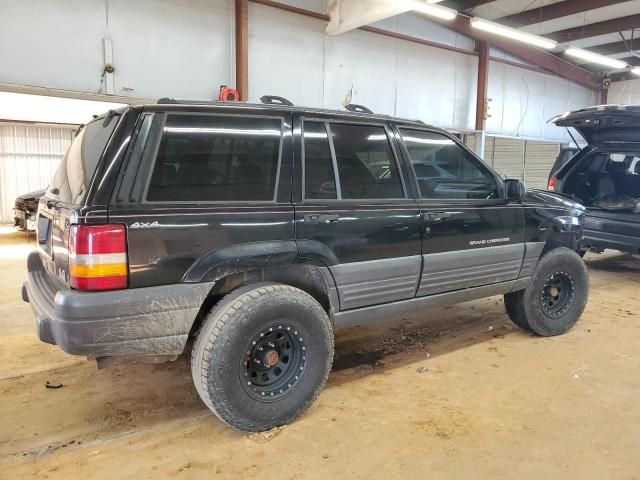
xmin=2 ymin=224 xmax=640 ymax=479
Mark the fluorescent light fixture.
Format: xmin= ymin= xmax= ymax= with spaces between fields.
xmin=565 ymin=47 xmax=628 ymax=70
xmin=631 ymin=67 xmax=640 ymax=76
xmin=408 ymin=1 xmax=457 ymax=21
xmin=471 ymin=18 xmax=557 ymax=50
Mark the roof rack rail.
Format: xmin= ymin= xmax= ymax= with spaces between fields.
xmin=157 ymin=98 xmax=225 ymax=105
xmin=260 ymin=95 xmax=293 ymax=106
xmin=345 ymin=104 xmax=373 ymax=114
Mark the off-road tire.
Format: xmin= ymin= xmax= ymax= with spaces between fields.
xmin=504 ymin=247 xmax=589 ymax=336
xmin=191 ymin=282 xmax=334 ymax=432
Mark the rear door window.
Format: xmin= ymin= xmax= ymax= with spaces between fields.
xmin=146 ymin=114 xmax=283 ymax=202
xmin=329 ymin=123 xmax=404 ymax=199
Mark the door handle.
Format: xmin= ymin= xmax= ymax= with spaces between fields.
xmin=422 ymin=211 xmax=452 ymax=222
xmin=304 ymin=214 xmax=340 ymax=224
xmin=319 ymin=214 xmax=340 ymax=223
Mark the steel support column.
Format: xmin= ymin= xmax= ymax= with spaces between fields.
xmin=475 ymin=39 xmax=489 ymax=132
xmin=235 ymin=0 xmax=249 ymax=100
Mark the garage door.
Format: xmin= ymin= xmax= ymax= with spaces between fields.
xmin=0 ymin=123 xmax=76 ymax=222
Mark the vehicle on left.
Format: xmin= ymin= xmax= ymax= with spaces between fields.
xmin=14 ymin=189 xmax=45 ymax=230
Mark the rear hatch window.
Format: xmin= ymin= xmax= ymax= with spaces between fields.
xmin=38 ymin=113 xmax=121 ymax=285
xmin=47 ymin=116 xmax=119 ymax=204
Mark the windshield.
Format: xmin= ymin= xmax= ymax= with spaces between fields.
xmin=47 ymin=115 xmax=119 ymax=204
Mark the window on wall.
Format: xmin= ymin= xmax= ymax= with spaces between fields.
xmin=146 ymin=114 xmax=282 ymax=202
xmin=330 ymin=123 xmax=404 ymax=199
xmin=303 ymin=121 xmax=337 ymax=199
xmin=400 ymin=129 xmax=499 ymax=200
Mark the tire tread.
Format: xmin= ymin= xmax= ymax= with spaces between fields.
xmin=191 ymin=282 xmax=333 ymax=431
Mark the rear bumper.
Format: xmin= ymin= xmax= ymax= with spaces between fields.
xmin=23 ymin=251 xmax=213 ymax=357
xmin=582 ymin=214 xmax=640 ymax=253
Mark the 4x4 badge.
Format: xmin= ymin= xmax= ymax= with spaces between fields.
xmin=130 ymin=221 xmax=160 ymax=229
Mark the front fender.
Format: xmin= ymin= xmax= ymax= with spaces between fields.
xmin=550 ymin=215 xmax=583 ymax=236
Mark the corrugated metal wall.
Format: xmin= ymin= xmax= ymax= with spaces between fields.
xmin=1 ymin=0 xmax=597 ymax=139
xmin=523 ymin=141 xmax=561 ymax=189
xmin=465 ymin=135 xmax=560 ymax=189
xmin=249 ymin=3 xmax=478 ymax=132
xmin=492 ymin=138 xmax=526 ymax=181
xmin=0 ymin=123 xmax=76 ymax=222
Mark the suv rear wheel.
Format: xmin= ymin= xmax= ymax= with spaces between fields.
xmin=191 ymin=282 xmax=334 ymax=432
xmin=504 ymin=247 xmax=589 ymax=336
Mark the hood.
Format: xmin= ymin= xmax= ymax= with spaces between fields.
xmin=549 ymin=105 xmax=640 ymax=144
xmin=16 ymin=189 xmax=46 ymax=201
xmin=524 ymin=188 xmax=586 ymax=212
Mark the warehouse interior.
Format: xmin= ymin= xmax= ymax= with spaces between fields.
xmin=2 ymin=0 xmax=640 ymax=478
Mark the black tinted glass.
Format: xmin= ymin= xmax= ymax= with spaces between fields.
xmin=303 ymin=122 xmax=337 ymax=199
xmin=400 ymin=129 xmax=499 ymax=200
xmin=330 ymin=124 xmax=403 ymax=199
xmin=146 ymin=115 xmax=282 ymax=202
xmin=49 ymin=117 xmax=119 ymax=204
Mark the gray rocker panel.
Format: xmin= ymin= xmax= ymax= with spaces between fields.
xmin=335 ymin=277 xmax=530 ymax=327
xmin=418 ymin=243 xmax=525 ymax=297
xmin=331 ymin=255 xmax=422 ymax=310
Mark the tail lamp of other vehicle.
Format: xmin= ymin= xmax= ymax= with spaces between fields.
xmin=69 ymin=224 xmax=128 ymax=291
xmin=547 ymin=176 xmax=556 ymax=192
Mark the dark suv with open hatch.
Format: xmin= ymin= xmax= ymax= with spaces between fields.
xmin=24 ymin=98 xmax=588 ymax=431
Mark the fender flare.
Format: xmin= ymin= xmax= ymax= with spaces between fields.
xmin=182 ymin=240 xmax=339 ymax=283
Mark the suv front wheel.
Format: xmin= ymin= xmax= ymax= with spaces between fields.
xmin=504 ymin=247 xmax=589 ymax=336
xmin=191 ymin=282 xmax=334 ymax=431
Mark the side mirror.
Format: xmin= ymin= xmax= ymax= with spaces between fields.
xmin=504 ymin=179 xmax=526 ymax=201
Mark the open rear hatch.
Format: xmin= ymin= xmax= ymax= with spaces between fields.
xmin=550 ymin=105 xmax=640 ymax=144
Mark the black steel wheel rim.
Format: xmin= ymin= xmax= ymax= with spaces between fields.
xmin=240 ymin=323 xmax=306 ymax=402
xmin=540 ymin=271 xmax=575 ymax=317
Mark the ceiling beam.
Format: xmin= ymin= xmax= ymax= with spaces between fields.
xmin=326 ymin=0 xmax=411 ymax=35
xmin=249 ymin=0 xmax=601 ymax=89
xmin=590 ymin=39 xmax=640 ymax=56
xmin=445 ymin=15 xmax=601 ymax=89
xmin=617 ymin=55 xmax=640 ymax=66
xmin=547 ymin=14 xmax=640 ymax=43
xmin=610 ymin=70 xmax=640 ymax=82
xmin=439 ymin=0 xmax=494 ymax=11
xmin=498 ymin=0 xmax=629 ymax=28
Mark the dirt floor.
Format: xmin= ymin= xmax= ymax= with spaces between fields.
xmin=2 ymin=225 xmax=640 ymax=479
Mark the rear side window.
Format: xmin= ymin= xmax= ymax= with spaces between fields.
xmin=146 ymin=114 xmax=282 ymax=202
xmin=303 ymin=121 xmax=337 ymax=199
xmin=330 ymin=124 xmax=404 ymax=199
xmin=49 ymin=116 xmax=119 ymax=204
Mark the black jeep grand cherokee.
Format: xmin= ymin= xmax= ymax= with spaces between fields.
xmin=24 ymin=98 xmax=589 ymax=431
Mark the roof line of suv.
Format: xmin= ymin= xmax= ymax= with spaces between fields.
xmin=138 ymin=100 xmax=432 ymax=130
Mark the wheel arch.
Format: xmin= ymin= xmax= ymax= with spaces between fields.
xmin=187 ymin=261 xmax=340 ymax=340
xmin=542 ymin=228 xmax=581 ymax=255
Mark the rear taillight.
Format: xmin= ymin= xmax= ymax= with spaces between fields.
xmin=548 ymin=176 xmax=556 ymax=191
xmin=69 ymin=224 xmax=128 ymax=291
